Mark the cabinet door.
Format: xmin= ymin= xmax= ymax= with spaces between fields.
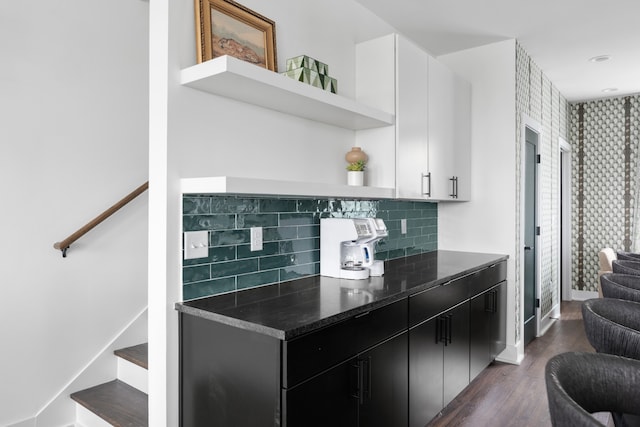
xmin=492 ymin=281 xmax=507 ymax=359
xmin=451 ymin=74 xmax=471 ymax=201
xmin=283 ymin=358 xmax=358 ymax=427
xmin=409 ymin=317 xmax=444 ymax=427
xmin=469 ymin=281 xmax=508 ymax=380
xmin=443 ymin=302 xmax=470 ymax=407
xmin=359 ymin=332 xmax=408 ymax=427
xmin=395 ymin=35 xmax=429 ymax=200
xmin=428 ymin=56 xmax=456 ymax=200
xmin=469 ymin=289 xmax=494 ymax=380
xmin=427 ymin=57 xmax=471 ymax=201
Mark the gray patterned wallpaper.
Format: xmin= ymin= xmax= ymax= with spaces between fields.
xmin=570 ymin=95 xmax=640 ymax=292
xmin=516 ymin=43 xmax=570 ymax=335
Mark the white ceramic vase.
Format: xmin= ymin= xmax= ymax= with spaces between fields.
xmin=347 ymin=171 xmax=364 ymax=186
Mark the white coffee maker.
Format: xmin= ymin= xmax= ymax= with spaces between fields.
xmin=320 ymin=217 xmax=388 ymax=280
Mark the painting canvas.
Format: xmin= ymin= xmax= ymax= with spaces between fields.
xmin=195 ymin=0 xmax=277 ymax=71
xmin=210 ymin=8 xmax=266 ymax=67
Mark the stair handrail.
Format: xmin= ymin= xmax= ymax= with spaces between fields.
xmin=53 ymin=181 xmax=149 ymax=257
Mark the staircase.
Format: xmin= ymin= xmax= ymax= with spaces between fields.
xmin=71 ymin=343 xmax=148 ymax=427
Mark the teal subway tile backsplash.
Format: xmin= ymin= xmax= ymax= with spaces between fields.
xmin=182 ymin=195 xmax=437 ymax=300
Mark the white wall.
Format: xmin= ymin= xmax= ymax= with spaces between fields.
xmin=149 ymin=0 xmax=396 ymax=424
xmin=0 ymin=0 xmax=149 ymax=425
xmin=437 ymin=40 xmax=522 ymax=363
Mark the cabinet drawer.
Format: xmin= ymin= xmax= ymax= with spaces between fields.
xmin=283 ymin=298 xmax=407 ymax=388
xmin=409 ymin=276 xmax=469 ymax=327
xmin=468 ymin=261 xmax=507 ymax=297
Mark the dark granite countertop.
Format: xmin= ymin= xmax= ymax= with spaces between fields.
xmin=175 ymin=250 xmax=508 ymax=340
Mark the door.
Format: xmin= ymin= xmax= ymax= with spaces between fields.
xmin=427 ymin=56 xmax=471 ymax=201
xmin=358 ymin=332 xmax=408 ymax=427
xmin=395 ymin=35 xmax=429 ymax=199
xmin=442 ymin=302 xmax=470 ymax=407
xmin=469 ymin=289 xmax=494 ymax=380
xmin=283 ymin=358 xmax=358 ymax=427
xmin=492 ymin=281 xmax=507 ymax=359
xmin=523 ymin=126 xmax=539 ymax=346
xmin=409 ymin=316 xmax=444 ymax=427
xmin=428 ymin=55 xmax=456 ymax=200
xmin=469 ymin=281 xmax=507 ymax=380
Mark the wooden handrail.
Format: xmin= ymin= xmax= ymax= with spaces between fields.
xmin=54 ymin=181 xmax=149 ymax=257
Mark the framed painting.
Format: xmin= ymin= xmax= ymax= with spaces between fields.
xmin=195 ymin=0 xmax=277 ymax=71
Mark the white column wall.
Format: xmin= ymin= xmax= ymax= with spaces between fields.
xmin=0 ymin=0 xmax=149 ymax=425
xmin=437 ymin=40 xmax=522 ymax=363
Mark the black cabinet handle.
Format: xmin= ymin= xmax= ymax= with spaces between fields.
xmin=351 ymin=361 xmax=364 ymax=404
xmin=455 ymin=176 xmax=458 ymax=198
xmin=449 ymin=176 xmax=458 ymax=199
xmin=484 ymin=289 xmax=499 ymax=313
xmin=422 ymin=172 xmax=431 ymax=197
xmin=485 ymin=291 xmax=493 ymax=312
xmin=437 ymin=315 xmax=453 ymax=346
xmin=351 ymin=358 xmax=371 ymax=404
xmin=363 ymin=357 xmax=371 ymax=401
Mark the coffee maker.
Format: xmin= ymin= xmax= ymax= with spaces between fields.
xmin=320 ymin=217 xmax=388 ymax=280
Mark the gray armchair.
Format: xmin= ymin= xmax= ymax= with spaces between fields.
xmin=545 ymin=352 xmax=640 ymax=426
xmin=616 ymin=251 xmax=640 ymax=261
xmin=612 ymin=259 xmax=640 ymax=275
xmin=600 ymin=273 xmax=640 ymax=302
xmin=581 ymin=298 xmax=640 ymax=359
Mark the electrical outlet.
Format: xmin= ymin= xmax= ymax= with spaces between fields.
xmin=184 ymin=231 xmax=209 ymax=260
xmin=250 ymin=227 xmax=263 ymax=251
xmin=401 ymin=219 xmax=407 ymax=234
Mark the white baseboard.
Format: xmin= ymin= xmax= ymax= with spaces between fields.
xmin=571 ymin=290 xmax=599 ymax=301
xmin=495 ymin=343 xmax=523 ymax=365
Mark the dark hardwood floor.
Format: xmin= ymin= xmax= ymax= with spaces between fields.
xmin=427 ymin=300 xmax=612 ymax=427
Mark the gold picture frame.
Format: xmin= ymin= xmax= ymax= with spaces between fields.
xmin=195 ymin=0 xmax=277 ymax=71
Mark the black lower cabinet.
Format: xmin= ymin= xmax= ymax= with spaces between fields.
xmin=491 ymin=281 xmax=507 ymax=360
xmin=283 ymin=357 xmax=357 ymax=427
xmin=358 ymin=332 xmax=408 ymax=427
xmin=283 ymin=332 xmax=408 ymax=427
xmin=443 ymin=303 xmax=470 ymax=407
xmin=469 ymin=281 xmax=507 ymax=380
xmin=180 ymin=314 xmax=281 ymax=427
xmin=179 ymin=260 xmax=508 ymax=427
xmin=409 ymin=317 xmax=443 ymax=427
xmin=409 ymin=302 xmax=469 ymax=427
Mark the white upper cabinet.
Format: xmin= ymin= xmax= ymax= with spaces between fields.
xmin=356 ymin=34 xmax=471 ymax=202
xmin=395 ymin=36 xmax=430 ymax=200
xmin=428 ymin=56 xmax=471 ymax=201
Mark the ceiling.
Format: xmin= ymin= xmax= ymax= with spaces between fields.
xmin=355 ymin=0 xmax=640 ymax=102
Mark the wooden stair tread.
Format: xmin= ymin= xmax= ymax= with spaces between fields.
xmin=115 ymin=343 xmax=148 ymax=369
xmin=71 ymin=379 xmax=148 ymax=427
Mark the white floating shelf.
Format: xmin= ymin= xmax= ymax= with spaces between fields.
xmin=180 ymin=56 xmax=395 ymax=130
xmin=181 ymin=176 xmax=396 ymax=200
